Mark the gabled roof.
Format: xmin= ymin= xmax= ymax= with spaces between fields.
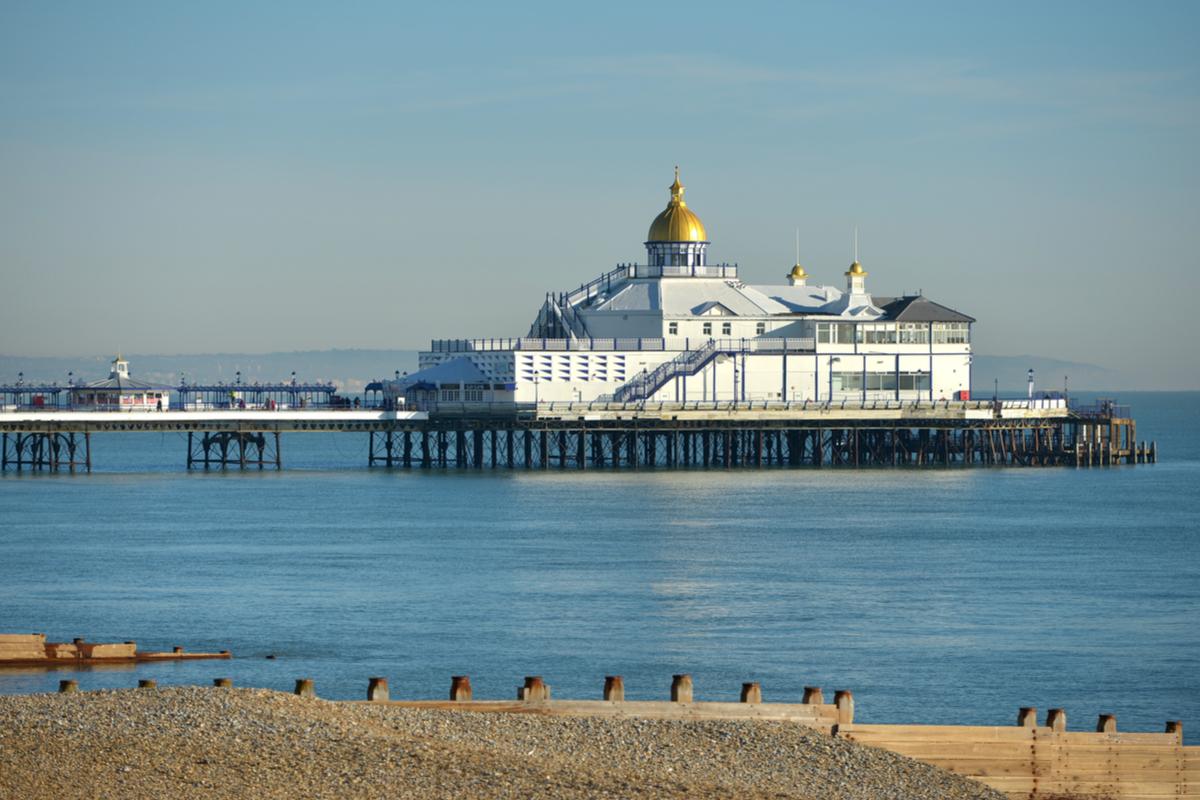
xmin=873 ymin=295 xmax=975 ymax=323
xmin=691 ymin=301 xmax=736 ymax=316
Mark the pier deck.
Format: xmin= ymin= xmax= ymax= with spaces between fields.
xmin=0 ymin=400 xmax=1150 ymax=471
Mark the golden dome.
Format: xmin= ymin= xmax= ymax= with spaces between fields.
xmin=789 ymin=263 xmax=807 ymax=279
xmin=845 ymin=260 xmax=867 ymax=276
xmin=647 ymin=167 xmax=708 ymax=242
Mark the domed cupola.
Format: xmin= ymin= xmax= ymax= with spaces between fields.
xmin=645 ymin=167 xmax=710 ymax=271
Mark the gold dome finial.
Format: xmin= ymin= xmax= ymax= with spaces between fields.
xmin=669 ymin=165 xmax=685 ymax=205
xmin=790 ymin=263 xmax=808 ymax=279
xmin=647 ymin=167 xmax=707 ymax=242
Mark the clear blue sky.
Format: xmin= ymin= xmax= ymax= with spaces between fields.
xmin=2 ymin=1 xmax=1197 ymax=386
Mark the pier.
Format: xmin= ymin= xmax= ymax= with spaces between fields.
xmin=0 ymin=399 xmax=1152 ymax=472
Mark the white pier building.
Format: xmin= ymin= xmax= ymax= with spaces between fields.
xmin=409 ymin=170 xmax=974 ymax=406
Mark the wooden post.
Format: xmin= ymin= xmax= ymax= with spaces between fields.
xmin=1017 ymin=707 xmax=1037 ymax=728
xmin=138 ymin=679 xmax=157 ymax=689
xmin=172 ymin=646 xmax=183 ymax=654
xmin=520 ymin=675 xmax=549 ymax=701
xmin=58 ymin=679 xmax=78 ymax=693
xmin=603 ymin=675 xmax=625 ymax=702
xmin=1096 ymin=713 xmax=1117 ymax=733
xmin=450 ymin=675 xmax=472 ymax=702
xmin=740 ymin=682 xmax=762 ymax=704
xmin=671 ymin=674 xmax=693 ymax=703
xmin=1047 ymin=707 xmax=1067 ymax=732
xmin=802 ymin=686 xmax=824 ymax=705
xmin=367 ymin=677 xmax=389 ymax=702
xmin=834 ymin=690 xmax=854 ymax=724
xmin=213 ymin=678 xmax=233 ymax=688
xmin=1166 ymin=720 xmax=1182 ymax=742
xmin=294 ymin=678 xmax=315 ymax=698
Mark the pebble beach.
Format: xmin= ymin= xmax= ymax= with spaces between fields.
xmin=0 ymin=686 xmax=1004 ymax=799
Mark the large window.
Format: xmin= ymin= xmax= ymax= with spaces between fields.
xmin=721 ymin=321 xmax=732 ymax=335
xmin=832 ymin=371 xmax=930 ymax=392
xmin=899 ymin=323 xmax=929 ymax=344
xmin=668 ymin=322 xmax=678 ymax=335
xmin=857 ymin=323 xmax=897 ymax=345
xmin=898 ymin=372 xmax=931 ymax=391
xmin=756 ymin=322 xmax=766 ymax=335
xmin=933 ymin=322 xmax=969 ymax=344
xmin=702 ymin=322 xmax=712 ymax=336
xmin=816 ymin=322 xmax=856 ymax=344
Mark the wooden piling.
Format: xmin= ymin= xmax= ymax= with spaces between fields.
xmin=450 ymin=675 xmax=472 ymax=702
xmin=603 ymin=675 xmax=625 ymax=702
xmin=1096 ymin=713 xmax=1117 ymax=733
xmin=294 ymin=678 xmax=315 ymax=698
xmin=670 ymin=674 xmax=693 ymax=703
xmin=172 ymin=646 xmax=183 ymax=654
xmin=1017 ymin=707 xmax=1037 ymax=728
xmin=1166 ymin=720 xmax=1182 ymax=741
xmin=58 ymin=679 xmax=78 ymax=693
xmin=368 ymin=677 xmax=390 ymax=702
xmin=834 ymin=690 xmax=854 ymax=724
xmin=137 ymin=679 xmax=157 ymax=689
xmin=213 ymin=678 xmax=233 ymax=688
xmin=520 ymin=676 xmax=550 ymax=701
xmin=1047 ymin=707 xmax=1067 ymax=732
xmin=802 ymin=686 xmax=824 ymax=705
xmin=740 ymin=682 xmax=762 ymax=704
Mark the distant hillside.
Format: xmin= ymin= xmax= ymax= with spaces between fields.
xmin=971 ymin=354 xmax=1118 ymax=393
xmin=0 ymin=350 xmax=421 ymax=394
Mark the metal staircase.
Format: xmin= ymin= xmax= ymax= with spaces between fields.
xmin=612 ymin=340 xmax=721 ymax=402
xmin=610 ymin=337 xmax=817 ymax=403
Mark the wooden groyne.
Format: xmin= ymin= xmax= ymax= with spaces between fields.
xmin=45 ymin=671 xmax=1198 ymax=798
xmin=0 ymin=633 xmax=230 ymax=668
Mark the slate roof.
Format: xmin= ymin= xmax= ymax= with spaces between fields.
xmin=872 ymin=295 xmax=975 ymax=323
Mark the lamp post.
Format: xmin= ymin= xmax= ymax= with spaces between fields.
xmin=1027 ymin=368 xmax=1034 ymax=400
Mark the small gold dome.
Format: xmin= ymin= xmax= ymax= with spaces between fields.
xmin=845 ymin=260 xmax=867 ymax=276
xmin=647 ymin=167 xmax=708 ymax=242
xmin=789 ymin=263 xmax=807 ymax=279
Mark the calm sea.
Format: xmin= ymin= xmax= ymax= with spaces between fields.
xmin=2 ymin=392 xmax=1197 ymax=743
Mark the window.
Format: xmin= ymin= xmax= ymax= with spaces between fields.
xmin=756 ymin=322 xmax=766 ymax=335
xmin=464 ymin=388 xmax=484 ymax=402
xmin=898 ymin=372 xmax=931 ymax=391
xmin=702 ymin=322 xmax=712 ymax=336
xmin=932 ymin=322 xmax=969 ymax=344
xmin=439 ymin=389 xmax=460 ymax=401
xmin=816 ymin=322 xmax=856 ymax=344
xmin=899 ymin=323 xmax=929 ymax=344
xmin=721 ymin=322 xmax=732 ymax=336
xmin=857 ymin=323 xmax=897 ymax=344
xmin=668 ymin=322 xmax=678 ymax=335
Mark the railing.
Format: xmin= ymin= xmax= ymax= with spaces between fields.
xmin=429 ymin=336 xmax=816 ymax=354
xmin=1071 ymin=398 xmax=1131 ymax=419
